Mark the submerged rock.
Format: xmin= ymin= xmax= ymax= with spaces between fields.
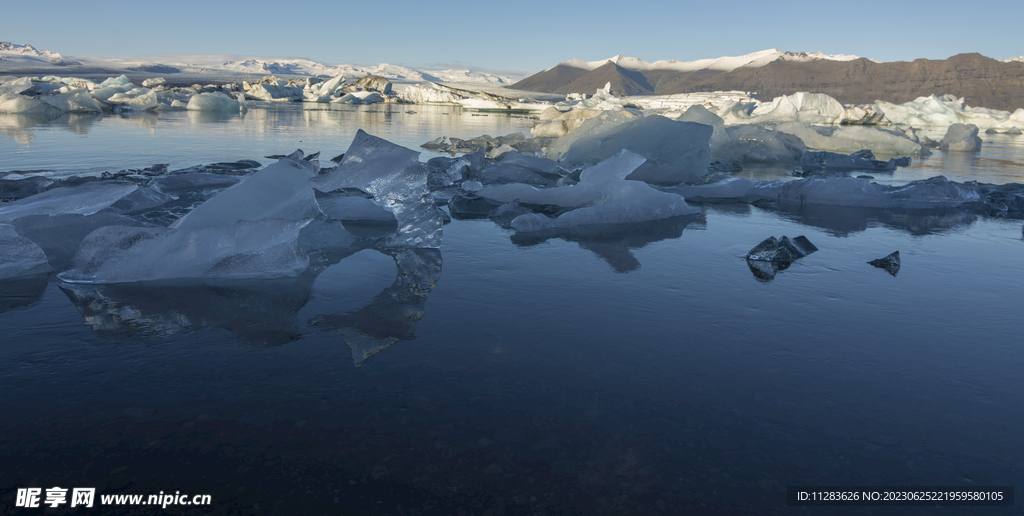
xmin=868 ymin=251 xmax=901 ymax=277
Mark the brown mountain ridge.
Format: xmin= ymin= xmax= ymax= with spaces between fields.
xmin=512 ymin=53 xmax=1024 ymax=111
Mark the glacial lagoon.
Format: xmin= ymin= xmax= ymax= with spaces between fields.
xmin=1 ymin=102 xmax=1023 ymax=515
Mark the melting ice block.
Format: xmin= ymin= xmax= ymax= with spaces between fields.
xmin=38 ymin=90 xmax=102 ymax=113
xmin=0 ymin=182 xmax=142 ymax=223
xmin=749 ymin=176 xmax=981 ymax=209
xmin=545 ymin=113 xmax=713 ymax=184
xmin=718 ymin=124 xmax=807 ymax=164
xmin=939 ymin=123 xmax=982 ymax=152
xmin=172 ymin=154 xmax=322 ymax=230
xmin=312 ymin=130 xmax=442 ymax=248
xmin=0 ymin=93 xmax=63 ymax=116
xmin=775 ymin=122 xmax=926 ymax=156
xmin=0 ymin=224 xmax=52 ymax=279
xmin=59 ymin=219 xmax=312 ymax=284
xmin=186 ymin=92 xmax=243 ymax=111
xmin=477 ymin=150 xmax=700 ymax=232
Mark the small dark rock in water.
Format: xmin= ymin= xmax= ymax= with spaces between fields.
xmin=265 ymin=154 xmax=287 ymax=160
xmin=1005 ymin=127 xmax=1022 ymax=135
xmin=868 ymin=251 xmax=901 ymax=277
xmin=746 ymin=235 xmax=818 ymax=263
xmin=857 ymin=175 xmax=875 ymax=179
xmin=330 ymin=153 xmax=345 ymax=163
xmin=303 ymin=151 xmax=320 ymax=161
xmin=985 ymin=128 xmax=1000 ymax=134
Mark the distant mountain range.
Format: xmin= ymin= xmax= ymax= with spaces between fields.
xmin=513 ymin=50 xmax=1024 ymax=111
xmin=0 ymin=42 xmax=527 ymax=85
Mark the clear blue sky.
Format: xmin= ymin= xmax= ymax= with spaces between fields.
xmin=4 ymin=0 xmax=1021 ymax=72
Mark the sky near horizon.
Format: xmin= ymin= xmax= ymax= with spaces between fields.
xmin=4 ymin=0 xmax=1022 ymax=72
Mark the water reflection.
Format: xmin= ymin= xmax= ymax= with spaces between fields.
xmin=0 ymin=273 xmax=49 ymax=314
xmin=60 ymin=276 xmax=317 ymax=346
xmin=510 ymin=215 xmax=704 ymax=273
xmin=308 ymin=248 xmax=442 ymax=365
xmin=57 ymin=247 xmax=443 ymax=358
xmin=186 ymin=109 xmax=242 ymax=125
xmin=768 ymin=204 xmax=979 ymax=236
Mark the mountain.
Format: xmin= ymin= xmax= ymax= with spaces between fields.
xmin=0 ymin=42 xmax=527 ymax=85
xmin=513 ymin=50 xmax=1024 ymax=111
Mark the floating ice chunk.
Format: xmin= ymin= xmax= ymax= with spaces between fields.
xmin=462 ymin=180 xmax=483 ymax=192
xmin=474 ymin=151 xmax=563 ymax=186
xmin=796 ymin=149 xmax=909 ymax=173
xmin=148 ymin=173 xmax=242 ymax=195
xmin=314 ymin=192 xmax=397 ymax=225
xmin=312 ymin=130 xmax=442 ymax=248
xmin=105 ymin=88 xmax=158 ymax=111
xmin=303 ymin=75 xmax=346 ymax=102
xmin=0 ymin=224 xmax=52 ymax=279
xmin=0 ymin=182 xmax=142 ymax=223
xmin=718 ymin=92 xmax=886 ymax=126
xmin=142 ymin=78 xmax=167 ymax=88
xmin=531 ymin=108 xmax=617 ymax=138
xmin=939 ymin=123 xmax=982 ymax=152
xmin=774 ymin=122 xmax=926 ymax=156
xmin=748 ymin=176 xmax=981 ymax=209
xmin=332 ymin=91 xmax=383 ymax=104
xmin=37 ymin=89 xmax=102 ymax=112
xmin=676 ymin=105 xmax=729 ymax=147
xmin=480 ymin=150 xmax=701 ymax=232
xmin=245 ymin=80 xmax=303 ymax=101
xmin=664 ymin=177 xmax=756 ymax=203
xmin=868 ymin=251 xmax=900 ymax=276
xmin=186 ymin=92 xmax=243 ymax=111
xmin=875 ymin=95 xmax=1024 ymax=129
xmin=0 ymin=93 xmax=63 ymax=116
xmin=0 ymin=77 xmax=35 ymax=96
xmin=546 ymin=113 xmax=713 ymax=184
xmin=172 ymin=154 xmax=322 ymax=230
xmin=746 ymin=235 xmax=818 ymax=262
xmin=717 ymin=124 xmax=806 ymax=163
xmin=10 ymin=213 xmax=150 ymax=270
xmin=59 ymin=219 xmax=312 ymax=284
xmin=98 ymin=75 xmax=132 ymax=88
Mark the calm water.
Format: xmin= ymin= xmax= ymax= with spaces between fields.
xmin=1 ymin=104 xmax=1022 ymax=515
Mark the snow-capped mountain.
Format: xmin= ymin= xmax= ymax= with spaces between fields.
xmin=555 ymin=49 xmax=871 ymax=73
xmin=0 ymin=42 xmax=525 ymax=85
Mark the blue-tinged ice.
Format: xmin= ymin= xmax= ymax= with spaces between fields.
xmin=0 ymin=224 xmax=52 ymax=279
xmin=312 ymin=130 xmax=442 ymax=248
xmin=58 ymin=219 xmax=312 ymax=284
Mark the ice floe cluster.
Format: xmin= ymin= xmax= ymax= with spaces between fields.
xmin=0 ymin=131 xmax=446 ymax=283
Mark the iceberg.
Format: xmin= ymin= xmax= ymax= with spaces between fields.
xmin=331 ymin=91 xmax=383 ymax=104
xmin=38 ymin=90 xmax=102 ymax=113
xmin=0 ymin=181 xmax=143 ymax=223
xmin=875 ymin=95 xmax=1024 ymax=130
xmin=0 ymin=224 xmax=52 ymax=279
xmin=172 ymin=153 xmax=322 ymax=230
xmin=748 ymin=176 xmax=982 ymax=209
xmin=105 ymin=88 xmax=158 ymax=111
xmin=746 ymin=235 xmax=818 ymax=262
xmin=477 ymin=150 xmax=700 ymax=231
xmin=0 ymin=93 xmax=63 ymax=116
xmin=774 ymin=122 xmax=927 ymax=156
xmin=59 ymin=219 xmax=312 ymax=284
xmin=545 ymin=112 xmax=713 ymax=184
xmin=186 ymin=92 xmax=244 ymax=111
xmin=718 ymin=124 xmax=807 ymax=164
xmin=938 ymin=123 xmax=982 ymax=152
xmin=474 ymin=151 xmax=564 ymax=186
xmin=312 ymin=130 xmax=443 ymax=248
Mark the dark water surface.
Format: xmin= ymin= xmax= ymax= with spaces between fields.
xmin=1 ymin=105 xmax=1023 ymax=515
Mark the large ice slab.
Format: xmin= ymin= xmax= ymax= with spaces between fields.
xmin=312 ymin=130 xmax=442 ymax=248
xmin=38 ymin=90 xmax=102 ymax=113
xmin=172 ymin=154 xmax=321 ymax=230
xmin=0 ymin=224 xmax=52 ymax=279
xmin=545 ymin=112 xmax=713 ymax=184
xmin=0 ymin=93 xmax=63 ymax=116
xmin=478 ymin=150 xmax=700 ymax=231
xmin=186 ymin=92 xmax=244 ymax=111
xmin=748 ymin=176 xmax=982 ymax=209
xmin=774 ymin=122 xmax=927 ymax=156
xmin=59 ymin=219 xmax=312 ymax=284
xmin=875 ymin=94 xmax=1024 ymax=130
xmin=0 ymin=181 xmax=142 ymax=223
